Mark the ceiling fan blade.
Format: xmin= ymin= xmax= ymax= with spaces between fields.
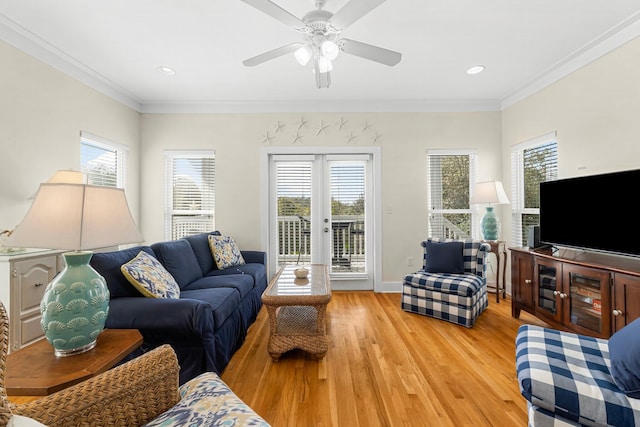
xmin=339 ymin=38 xmax=401 ymax=66
xmin=329 ymin=0 xmax=386 ymax=29
xmin=240 ymin=0 xmax=304 ymax=28
xmin=243 ymin=43 xmax=304 ymax=66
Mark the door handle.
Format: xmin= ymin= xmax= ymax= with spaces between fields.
xmin=324 ymin=227 xmax=329 ymax=233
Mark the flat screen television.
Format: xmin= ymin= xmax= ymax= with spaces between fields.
xmin=539 ymin=168 xmax=640 ymax=257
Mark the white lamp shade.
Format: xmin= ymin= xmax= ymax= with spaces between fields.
xmin=46 ymin=169 xmax=85 ymax=184
xmin=470 ymin=181 xmax=510 ymax=205
xmin=321 ymin=40 xmax=339 ymax=60
xmin=294 ymin=45 xmax=312 ymax=66
xmin=5 ymin=183 xmax=143 ymax=251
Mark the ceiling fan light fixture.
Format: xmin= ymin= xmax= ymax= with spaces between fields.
xmin=317 ymin=56 xmax=333 ymax=73
xmin=321 ymin=40 xmax=339 ymax=60
xmin=294 ymin=45 xmax=312 ymax=66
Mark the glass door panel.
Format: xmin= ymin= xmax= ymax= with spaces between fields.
xmin=537 ymin=263 xmax=558 ymax=316
xmin=328 ymin=161 xmax=366 ymax=274
xmin=568 ymin=273 xmax=602 ymax=333
xmin=275 ymin=161 xmax=312 ymax=267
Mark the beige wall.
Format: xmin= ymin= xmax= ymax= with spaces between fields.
xmin=0 ymin=41 xmax=141 ymax=232
xmin=501 ymin=36 xmax=640 ymax=291
xmin=9 ymin=31 xmax=640 ymax=289
xmin=141 ymin=112 xmax=502 ymax=284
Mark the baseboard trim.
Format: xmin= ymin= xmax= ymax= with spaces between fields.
xmin=376 ymin=281 xmax=402 ymax=293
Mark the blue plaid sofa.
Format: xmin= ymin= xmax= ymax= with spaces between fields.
xmin=401 ymin=238 xmax=490 ymax=328
xmin=516 ymin=324 xmax=640 ymax=426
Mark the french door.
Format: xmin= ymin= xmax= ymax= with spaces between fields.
xmin=267 ymin=152 xmax=376 ymax=290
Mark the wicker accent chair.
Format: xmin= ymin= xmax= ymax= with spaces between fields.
xmin=402 ymin=238 xmax=491 ymax=328
xmin=0 ymin=301 xmax=270 ymax=427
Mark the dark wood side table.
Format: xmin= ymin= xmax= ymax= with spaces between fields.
xmin=482 ymin=240 xmax=507 ymax=303
xmin=6 ymin=329 xmax=142 ymax=397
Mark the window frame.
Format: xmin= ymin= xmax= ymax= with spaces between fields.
xmin=164 ymin=150 xmax=216 ymax=241
xmin=510 ymin=132 xmax=558 ymax=246
xmin=427 ymin=149 xmax=477 ymax=239
xmin=80 ymin=131 xmax=126 ymax=189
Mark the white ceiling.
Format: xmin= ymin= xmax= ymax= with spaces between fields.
xmin=1 ymin=0 xmax=640 ymax=113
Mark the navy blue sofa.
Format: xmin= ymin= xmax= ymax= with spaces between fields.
xmin=90 ymin=231 xmax=268 ymax=384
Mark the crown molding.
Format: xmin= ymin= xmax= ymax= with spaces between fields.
xmin=0 ymin=13 xmax=142 ymax=112
xmin=501 ymin=12 xmax=640 ymax=109
xmin=139 ymin=99 xmax=501 ymax=114
xmin=2 ymin=10 xmax=638 ymax=115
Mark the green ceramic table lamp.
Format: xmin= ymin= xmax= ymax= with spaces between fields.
xmin=5 ymin=175 xmax=143 ymax=356
xmin=470 ymin=180 xmax=510 ymax=241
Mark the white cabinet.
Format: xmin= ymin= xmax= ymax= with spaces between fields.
xmin=0 ymin=250 xmax=62 ymax=351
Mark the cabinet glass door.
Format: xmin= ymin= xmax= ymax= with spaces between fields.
xmin=537 ymin=264 xmax=558 ymax=315
xmin=568 ymin=273 xmax=602 ymax=334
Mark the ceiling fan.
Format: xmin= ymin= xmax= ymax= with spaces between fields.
xmin=240 ymin=0 xmax=402 ymax=88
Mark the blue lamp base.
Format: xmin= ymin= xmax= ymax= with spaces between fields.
xmin=40 ymin=251 xmax=110 ymax=357
xmin=481 ymin=206 xmax=499 ymax=241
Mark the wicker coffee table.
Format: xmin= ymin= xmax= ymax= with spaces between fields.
xmin=262 ymin=264 xmax=331 ymax=361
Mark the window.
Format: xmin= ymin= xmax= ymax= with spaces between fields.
xmin=510 ymin=132 xmax=558 ymax=246
xmin=80 ymin=132 xmax=125 ymax=188
xmin=427 ymin=151 xmax=477 ymax=239
xmin=165 ymin=151 xmax=215 ymax=240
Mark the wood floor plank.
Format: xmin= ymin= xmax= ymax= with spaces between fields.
xmin=221 ymin=291 xmax=547 ymax=426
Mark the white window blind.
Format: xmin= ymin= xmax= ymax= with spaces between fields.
xmin=330 ymin=161 xmax=367 ymax=273
xmin=427 ymin=151 xmax=477 ymax=239
xmin=275 ymin=161 xmax=312 ymax=264
xmin=510 ymin=133 xmax=558 ymax=246
xmin=80 ymin=132 xmax=125 ymax=188
xmin=330 ymin=162 xmax=366 ymax=213
xmin=165 ymin=151 xmax=215 ymax=240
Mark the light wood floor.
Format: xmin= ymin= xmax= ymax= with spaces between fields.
xmin=221 ymin=292 xmax=548 ymax=427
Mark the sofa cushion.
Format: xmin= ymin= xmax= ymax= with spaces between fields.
xmin=208 ymin=235 xmax=245 ymax=269
xmin=121 ymin=251 xmax=180 ymax=299
xmin=151 ymin=239 xmax=203 ymax=288
xmin=185 ymin=274 xmax=254 ymax=299
xmin=609 ymin=317 xmax=640 ymax=398
xmin=208 ymin=264 xmax=266 ymax=291
xmin=184 ymin=231 xmax=222 ymax=275
xmin=180 ymin=288 xmax=240 ymax=330
xmin=424 ymin=240 xmax=464 ymax=274
xmin=91 ymin=246 xmax=156 ymax=298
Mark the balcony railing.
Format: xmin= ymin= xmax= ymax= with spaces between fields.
xmin=171 ymin=215 xmax=214 ymax=240
xmin=277 ymin=215 xmax=365 ymax=272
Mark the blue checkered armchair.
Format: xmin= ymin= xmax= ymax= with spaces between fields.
xmin=401 ymin=238 xmax=491 ymax=328
xmin=516 ymin=324 xmax=640 ymax=426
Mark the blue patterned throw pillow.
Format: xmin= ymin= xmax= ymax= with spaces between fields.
xmin=208 ymin=235 xmax=245 ymax=270
xmin=121 ymin=251 xmax=180 ymax=299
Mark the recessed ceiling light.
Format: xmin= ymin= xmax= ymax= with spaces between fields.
xmin=157 ymin=66 xmax=176 ymax=76
xmin=466 ymin=65 xmax=485 ymax=75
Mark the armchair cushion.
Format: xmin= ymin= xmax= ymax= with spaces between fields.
xmin=609 ymin=317 xmax=640 ymax=398
xmin=143 ymin=372 xmax=270 ymax=427
xmin=121 ymin=251 xmax=180 ymax=299
xmin=209 ymin=235 xmax=246 ymax=269
xmin=424 ymin=240 xmax=464 ymax=274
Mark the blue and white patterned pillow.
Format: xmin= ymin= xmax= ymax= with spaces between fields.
xmin=121 ymin=251 xmax=180 ymax=299
xmin=208 ymin=235 xmax=245 ymax=270
xmin=143 ymin=371 xmax=270 ymax=427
